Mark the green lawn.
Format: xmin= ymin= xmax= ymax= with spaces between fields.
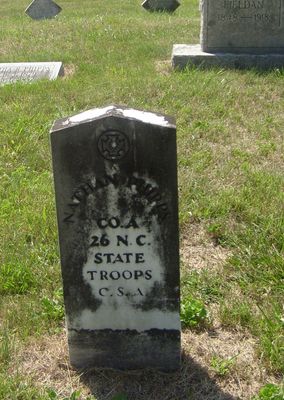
xmin=0 ymin=0 xmax=283 ymax=399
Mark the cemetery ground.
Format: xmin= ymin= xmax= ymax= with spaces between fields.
xmin=0 ymin=0 xmax=283 ymax=398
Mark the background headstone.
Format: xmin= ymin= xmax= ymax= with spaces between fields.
xmin=142 ymin=0 xmax=180 ymax=12
xmin=51 ymin=105 xmax=181 ymax=371
xmin=201 ymin=0 xmax=284 ymax=54
xmin=0 ymin=62 xmax=64 ymax=85
xmin=25 ymin=0 xmax=62 ymax=20
xmin=172 ymin=0 xmax=284 ymax=69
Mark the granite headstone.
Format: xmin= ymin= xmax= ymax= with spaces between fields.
xmin=0 ymin=62 xmax=64 ymax=85
xmin=172 ymin=0 xmax=284 ymax=69
xmin=51 ymin=105 xmax=181 ymax=371
xmin=142 ymin=0 xmax=180 ymax=12
xmin=25 ymin=0 xmax=62 ymax=20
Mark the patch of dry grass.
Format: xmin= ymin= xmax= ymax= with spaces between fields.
xmin=180 ymin=223 xmax=231 ymax=272
xmin=155 ymin=60 xmax=172 ymax=76
xmin=9 ymin=225 xmax=279 ymax=400
xmin=10 ymin=333 xmax=85 ymax=399
xmin=11 ymin=328 xmax=281 ymax=400
xmin=62 ymin=64 xmax=76 ymax=79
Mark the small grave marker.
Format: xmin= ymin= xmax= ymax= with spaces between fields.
xmin=172 ymin=0 xmax=284 ymax=69
xmin=142 ymin=0 xmax=180 ymax=12
xmin=0 ymin=62 xmax=64 ymax=85
xmin=25 ymin=0 xmax=62 ymax=20
xmin=51 ymin=105 xmax=181 ymax=371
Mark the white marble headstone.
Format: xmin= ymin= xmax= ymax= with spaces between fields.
xmin=0 ymin=62 xmax=64 ymax=85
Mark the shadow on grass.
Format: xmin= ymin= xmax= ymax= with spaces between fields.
xmin=79 ymin=352 xmax=238 ymax=400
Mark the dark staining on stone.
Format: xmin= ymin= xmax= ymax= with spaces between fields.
xmin=117 ymin=196 xmax=129 ymax=217
xmin=62 ymin=221 xmax=102 ymax=321
xmin=133 ymin=282 xmax=169 ymax=312
xmin=51 ymin=107 xmax=180 ymax=370
xmin=68 ymin=328 xmax=180 ymax=371
xmin=61 ymin=171 xmax=175 ymax=315
xmin=62 ymin=173 xmax=170 ymax=226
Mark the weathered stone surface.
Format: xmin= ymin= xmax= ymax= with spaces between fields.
xmin=142 ymin=0 xmax=180 ymax=12
xmin=0 ymin=62 xmax=64 ymax=85
xmin=200 ymin=0 xmax=284 ymax=54
xmin=25 ymin=0 xmax=62 ymax=20
xmin=51 ymin=105 xmax=181 ymax=371
xmin=171 ymin=0 xmax=284 ymax=69
xmin=171 ymin=44 xmax=284 ymax=69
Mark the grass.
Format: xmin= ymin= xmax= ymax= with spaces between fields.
xmin=0 ymin=0 xmax=284 ymax=398
xmin=210 ymin=354 xmax=238 ymax=377
xmin=180 ymin=296 xmax=208 ymax=328
xmin=253 ymin=384 xmax=284 ymax=400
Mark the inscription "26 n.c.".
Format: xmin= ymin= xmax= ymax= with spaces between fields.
xmin=90 ymin=234 xmax=148 ymax=248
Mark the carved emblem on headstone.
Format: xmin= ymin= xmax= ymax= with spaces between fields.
xmin=25 ymin=0 xmax=62 ymax=20
xmin=50 ymin=105 xmax=180 ymax=371
xmin=98 ymin=130 xmax=130 ymax=160
xmin=142 ymin=0 xmax=180 ymax=12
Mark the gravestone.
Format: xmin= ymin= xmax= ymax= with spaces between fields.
xmin=142 ymin=0 xmax=180 ymax=12
xmin=0 ymin=62 xmax=64 ymax=85
xmin=51 ymin=105 xmax=181 ymax=371
xmin=172 ymin=0 xmax=284 ymax=69
xmin=25 ymin=0 xmax=62 ymax=20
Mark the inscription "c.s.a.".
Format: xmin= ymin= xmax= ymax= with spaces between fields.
xmin=98 ymin=287 xmax=144 ymax=297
